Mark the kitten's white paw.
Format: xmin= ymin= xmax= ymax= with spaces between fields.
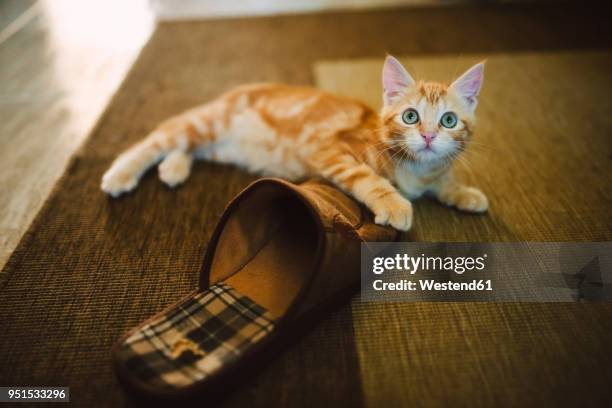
xmin=101 ymin=167 xmax=138 ymax=197
xmin=373 ymin=194 xmax=413 ymax=231
xmin=454 ymin=187 xmax=488 ymax=213
xmin=158 ymin=151 xmax=192 ymax=188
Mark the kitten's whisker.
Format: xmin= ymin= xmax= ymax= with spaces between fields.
xmin=450 ymin=153 xmax=477 ymax=180
xmin=369 ymin=144 xmax=403 ymax=164
xmin=461 ymin=147 xmax=490 ymax=163
xmin=466 ymin=142 xmax=501 ymax=153
xmin=389 ymin=144 xmax=409 ymax=163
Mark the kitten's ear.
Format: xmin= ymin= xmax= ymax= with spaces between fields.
xmin=382 ymin=55 xmax=415 ymax=106
xmin=450 ymin=61 xmax=485 ymax=111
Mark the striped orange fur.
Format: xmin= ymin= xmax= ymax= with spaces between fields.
xmin=102 ymin=56 xmax=488 ymax=231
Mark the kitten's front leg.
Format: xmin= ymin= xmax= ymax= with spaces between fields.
xmin=432 ymin=176 xmax=488 ymax=213
xmin=317 ymin=159 xmax=413 ymax=231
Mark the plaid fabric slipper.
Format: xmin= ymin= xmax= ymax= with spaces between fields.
xmin=113 ymin=178 xmax=396 ymax=398
xmin=115 ymin=283 xmax=274 ymax=389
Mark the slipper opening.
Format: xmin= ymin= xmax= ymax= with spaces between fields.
xmin=210 ymin=183 xmax=322 ymax=318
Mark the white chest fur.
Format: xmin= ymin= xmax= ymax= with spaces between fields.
xmin=394 ymin=160 xmax=448 ymax=200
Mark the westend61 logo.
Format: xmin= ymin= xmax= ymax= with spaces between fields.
xmin=372 ymin=253 xmax=488 ymax=275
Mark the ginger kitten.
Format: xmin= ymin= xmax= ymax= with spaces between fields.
xmin=102 ymin=56 xmax=488 ymax=231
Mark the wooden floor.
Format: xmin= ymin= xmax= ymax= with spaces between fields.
xmin=0 ymin=0 xmax=151 ymax=271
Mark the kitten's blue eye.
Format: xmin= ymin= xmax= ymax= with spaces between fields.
xmin=402 ymin=109 xmax=419 ymax=125
xmin=440 ymin=112 xmax=458 ymax=128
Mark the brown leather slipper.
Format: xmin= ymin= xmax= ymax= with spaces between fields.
xmin=112 ymin=178 xmax=397 ymax=398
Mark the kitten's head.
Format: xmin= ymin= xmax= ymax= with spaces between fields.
xmin=380 ymin=55 xmax=484 ymax=164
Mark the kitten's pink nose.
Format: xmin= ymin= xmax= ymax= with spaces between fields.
xmin=421 ymin=132 xmax=437 ymax=146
